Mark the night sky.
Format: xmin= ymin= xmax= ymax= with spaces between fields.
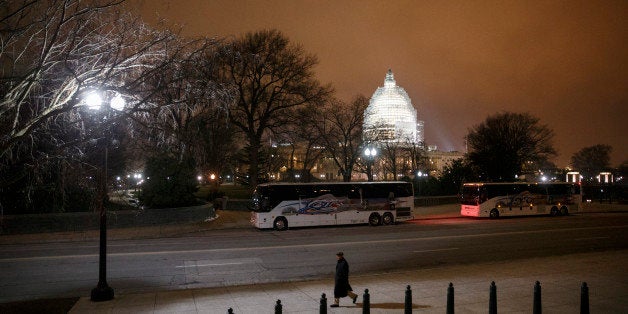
xmin=133 ymin=0 xmax=627 ymax=167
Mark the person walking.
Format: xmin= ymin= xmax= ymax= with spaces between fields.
xmin=331 ymin=252 xmax=358 ymax=307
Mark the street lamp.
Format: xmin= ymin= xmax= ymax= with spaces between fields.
xmin=85 ymin=90 xmax=125 ymax=302
xmin=416 ymin=170 xmax=428 ymax=196
xmin=364 ymin=147 xmax=377 ymax=182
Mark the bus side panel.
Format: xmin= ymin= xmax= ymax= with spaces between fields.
xmin=335 ymin=210 xmax=367 ymax=225
xmin=278 ymin=199 xmax=339 ymax=228
xmin=394 ymin=196 xmax=414 ymax=221
xmin=251 ymin=212 xmax=274 ymax=229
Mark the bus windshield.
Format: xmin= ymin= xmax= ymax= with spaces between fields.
xmin=460 ymin=185 xmax=481 ymax=205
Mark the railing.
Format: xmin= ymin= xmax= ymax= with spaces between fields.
xmin=225 ymin=281 xmax=591 ymax=314
xmin=414 ymin=195 xmax=459 ymax=207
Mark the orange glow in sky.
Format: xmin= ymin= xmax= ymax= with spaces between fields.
xmin=132 ymin=0 xmax=627 ymax=167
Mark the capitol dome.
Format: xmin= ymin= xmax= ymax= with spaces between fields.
xmin=363 ymin=69 xmax=422 ymax=144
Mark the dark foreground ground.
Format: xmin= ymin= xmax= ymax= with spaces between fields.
xmin=0 ymin=297 xmax=79 ymax=314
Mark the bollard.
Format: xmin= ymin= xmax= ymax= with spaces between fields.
xmin=447 ymin=282 xmax=454 ymax=314
xmin=320 ymin=293 xmax=327 ymax=314
xmin=533 ymin=281 xmax=542 ymax=314
xmin=275 ymin=299 xmax=282 ymax=314
xmin=227 ymin=308 xmax=234 ymax=314
xmin=580 ymin=282 xmax=589 ymax=314
xmin=489 ymin=281 xmax=497 ymax=314
xmin=405 ymin=285 xmax=412 ymax=314
xmin=363 ymin=289 xmax=370 ymax=314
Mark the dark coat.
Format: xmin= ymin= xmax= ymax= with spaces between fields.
xmin=334 ymin=257 xmax=352 ymax=298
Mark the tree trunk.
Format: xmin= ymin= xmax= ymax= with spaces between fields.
xmin=249 ymin=139 xmax=261 ymax=187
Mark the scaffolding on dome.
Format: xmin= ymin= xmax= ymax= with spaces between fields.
xmin=363 ymin=69 xmax=423 ymax=146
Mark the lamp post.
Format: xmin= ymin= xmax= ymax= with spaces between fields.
xmin=416 ymin=171 xmax=428 ymax=196
xmin=364 ymin=147 xmax=377 ymax=182
xmin=86 ymin=91 xmax=125 ymax=302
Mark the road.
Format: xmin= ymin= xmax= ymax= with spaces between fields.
xmin=1 ymin=213 xmax=627 ymax=303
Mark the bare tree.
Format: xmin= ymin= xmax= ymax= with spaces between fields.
xmin=319 ymin=95 xmax=368 ymax=182
xmin=0 ymin=0 xmax=183 ymax=154
xmin=403 ymin=138 xmax=426 ymax=175
xmin=219 ymin=29 xmax=332 ymax=187
xmin=130 ymin=37 xmax=236 ymax=177
xmin=378 ymin=140 xmax=404 ymax=180
xmin=0 ymin=0 xmax=185 ymax=211
xmin=571 ymin=144 xmax=613 ymax=181
xmin=295 ymin=103 xmax=328 ymax=182
xmin=273 ymin=103 xmax=327 ymax=182
xmin=466 ymin=112 xmax=556 ymax=181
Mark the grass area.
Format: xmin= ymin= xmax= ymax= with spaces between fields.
xmin=196 ymin=184 xmax=253 ymax=200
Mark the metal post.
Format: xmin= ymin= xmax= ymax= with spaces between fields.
xmin=533 ymin=281 xmax=542 ymax=314
xmin=364 ymin=147 xmax=376 ymax=181
xmin=580 ymin=282 xmax=589 ymax=314
xmin=446 ymin=282 xmax=454 ymax=314
xmin=363 ymin=289 xmax=370 ymax=314
xmin=320 ymin=293 xmax=327 ymax=314
xmin=405 ymin=285 xmax=412 ymax=314
xmin=91 ymin=144 xmax=113 ymax=301
xmin=275 ymin=299 xmax=282 ymax=314
xmin=489 ymin=281 xmax=497 ymax=314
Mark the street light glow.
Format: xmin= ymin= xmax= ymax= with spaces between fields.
xmin=110 ymin=94 xmax=125 ymax=111
xmin=85 ymin=91 xmax=125 ymax=111
xmin=364 ymin=147 xmax=377 ymax=181
xmin=364 ymin=147 xmax=377 ymax=157
xmin=85 ymin=91 xmax=103 ymax=110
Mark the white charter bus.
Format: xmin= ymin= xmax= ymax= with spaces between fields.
xmin=460 ymin=182 xmax=582 ymax=218
xmin=250 ymin=181 xmax=414 ymax=230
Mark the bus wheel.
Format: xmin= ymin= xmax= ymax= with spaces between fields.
xmin=369 ymin=213 xmax=382 ymax=226
xmin=560 ymin=206 xmax=569 ymax=216
xmin=489 ymin=209 xmax=499 ymax=219
xmin=382 ymin=212 xmax=394 ymax=225
xmin=273 ymin=217 xmax=288 ymax=231
xmin=550 ymin=207 xmax=559 ymax=216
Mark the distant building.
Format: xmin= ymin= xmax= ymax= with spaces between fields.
xmin=425 ymin=150 xmax=465 ymax=177
xmin=363 ymin=69 xmax=424 ymax=145
xmin=361 ymin=69 xmax=462 ymax=178
xmin=268 ymin=69 xmax=465 ymax=182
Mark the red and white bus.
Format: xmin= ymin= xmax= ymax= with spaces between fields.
xmin=460 ymin=182 xmax=582 ymax=218
xmin=250 ymin=181 xmax=415 ymax=230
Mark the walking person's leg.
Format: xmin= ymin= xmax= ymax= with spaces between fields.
xmin=348 ymin=290 xmax=358 ymax=303
xmin=331 ymin=298 xmax=340 ymax=307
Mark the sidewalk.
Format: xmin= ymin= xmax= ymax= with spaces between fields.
xmin=69 ymin=250 xmax=628 ymax=313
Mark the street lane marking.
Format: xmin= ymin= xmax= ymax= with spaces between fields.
xmin=1 ymin=224 xmax=626 ymax=263
xmin=413 ymin=248 xmax=459 ymax=253
xmin=574 ymin=236 xmax=610 ymax=240
xmin=176 ymin=262 xmax=244 ymax=268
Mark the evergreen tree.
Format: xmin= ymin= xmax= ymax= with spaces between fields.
xmin=140 ymin=154 xmax=199 ymax=208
